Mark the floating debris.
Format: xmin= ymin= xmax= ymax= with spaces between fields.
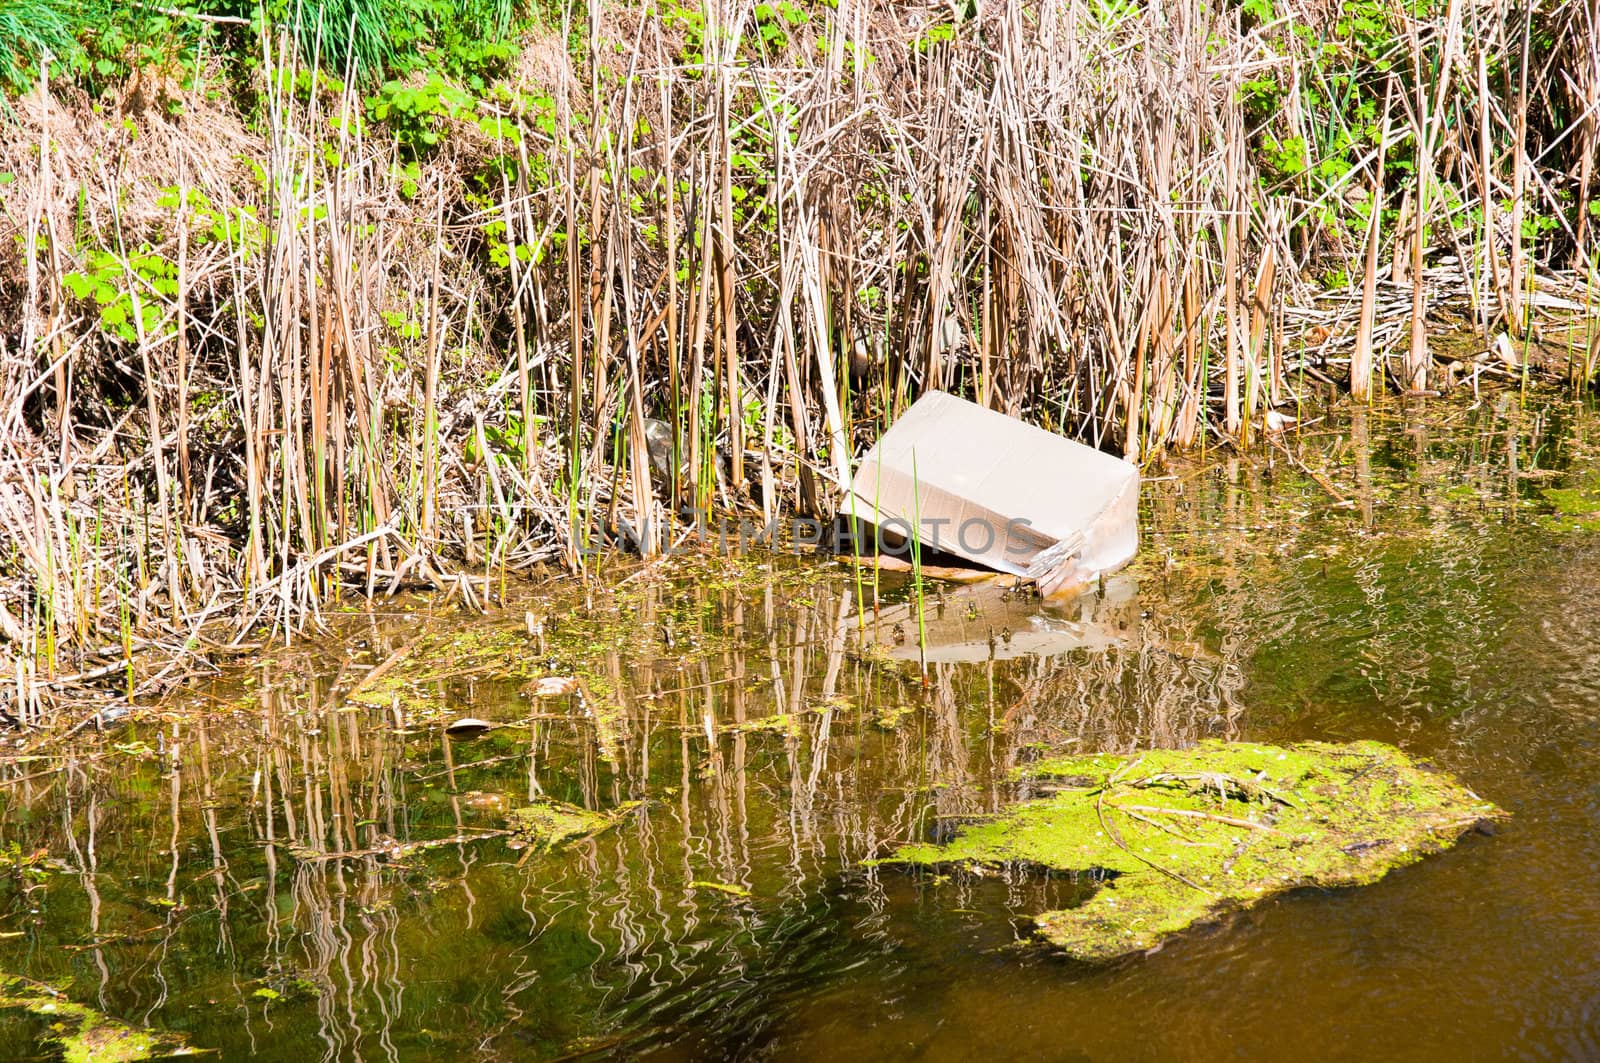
xmin=719 ymin=711 xmax=815 ymax=736
xmin=878 ymin=740 xmax=1503 ymax=962
xmin=688 ymin=880 xmax=752 ymax=898
xmin=842 ymin=390 xmax=1139 ymax=597
xmin=461 ymin=791 xmax=509 ymax=812
xmin=530 ymin=676 xmax=581 ymax=698
xmin=444 ymin=717 xmax=494 ymax=737
xmin=506 ymin=800 xmax=633 ymax=851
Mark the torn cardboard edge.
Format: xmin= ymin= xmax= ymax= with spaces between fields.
xmin=839 ymin=391 xmax=1139 ymax=597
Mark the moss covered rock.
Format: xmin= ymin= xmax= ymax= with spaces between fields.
xmin=881 ymin=740 xmax=1503 ymax=962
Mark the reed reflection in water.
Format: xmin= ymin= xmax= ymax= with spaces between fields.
xmin=0 ymin=545 xmax=1248 ymax=1059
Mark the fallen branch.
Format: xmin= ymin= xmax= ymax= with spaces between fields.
xmin=1112 ymin=803 xmax=1283 ymax=835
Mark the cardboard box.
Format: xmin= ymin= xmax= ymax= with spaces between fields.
xmin=841 ymin=391 xmax=1139 ymax=596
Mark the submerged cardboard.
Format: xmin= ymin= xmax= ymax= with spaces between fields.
xmin=842 ymin=391 xmax=1138 ymax=596
xmin=856 ymin=573 xmax=1140 ymax=664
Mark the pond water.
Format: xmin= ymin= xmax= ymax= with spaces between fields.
xmin=4 ymin=393 xmax=1600 ymax=1060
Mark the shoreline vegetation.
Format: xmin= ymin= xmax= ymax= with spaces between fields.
xmin=1 ymin=0 xmax=1597 ymax=721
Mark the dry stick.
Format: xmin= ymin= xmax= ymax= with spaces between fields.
xmin=1352 ymin=80 xmax=1396 ymax=402
xmin=756 ymin=62 xmax=816 ymax=517
xmin=1176 ymin=51 xmax=1205 ymax=451
xmin=658 ymin=33 xmax=682 ymax=513
xmin=501 ymin=126 xmax=536 ymax=491
xmin=1475 ymin=50 xmax=1507 ymax=329
xmin=1572 ymin=4 xmax=1599 ymax=264
xmin=1266 ymin=433 xmax=1348 ymax=505
xmin=231 ymin=219 xmax=265 ymax=589
xmin=1246 ymin=223 xmax=1277 ymax=425
xmin=795 ymin=200 xmax=852 ymax=499
xmin=688 ymin=159 xmax=715 ymax=513
xmin=618 ymin=20 xmax=659 ymax=557
xmin=421 ymin=186 xmax=444 ymax=546
xmin=562 ymin=0 xmax=583 ymax=568
xmin=310 ymin=145 xmax=333 ymax=562
xmin=329 ymin=84 xmax=393 ymax=568
xmin=175 ymin=178 xmax=192 ymax=507
xmin=124 ymin=232 xmax=183 ymax=623
xmin=287 ymin=829 xmax=511 ymax=863
xmin=1094 ymin=771 xmax=1217 ymax=897
xmin=1223 ymin=59 xmax=1243 ymax=438
xmin=300 ymin=48 xmax=328 ymax=565
xmin=584 ymin=222 xmax=619 ymax=539
xmin=621 ymin=234 xmax=657 ymax=554
xmin=1114 ymin=803 xmax=1282 ymax=834
xmin=1507 ymin=2 xmax=1533 ymax=331
xmin=1126 ymin=263 xmax=1151 ymax=462
xmin=1133 ymin=770 xmax=1306 ymax=809
xmin=1405 ymin=0 xmax=1459 ymax=392
xmin=40 ymin=171 xmax=72 ymax=470
xmin=716 ymin=8 xmax=744 ymax=493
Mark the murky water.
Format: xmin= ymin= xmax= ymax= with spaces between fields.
xmin=5 ymin=394 xmax=1600 ymax=1060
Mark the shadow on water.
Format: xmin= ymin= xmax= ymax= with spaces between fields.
xmin=4 ymin=391 xmax=1600 ymax=1060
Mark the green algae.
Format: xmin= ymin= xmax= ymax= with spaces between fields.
xmin=1535 ymin=475 xmax=1600 ymax=532
xmin=0 ymin=974 xmax=193 ymax=1061
xmin=688 ymin=880 xmax=752 ymax=898
xmin=724 ymin=712 xmax=803 ymax=736
xmin=879 ymin=740 xmax=1503 ymax=962
xmin=328 ymin=553 xmax=836 ymax=731
xmin=1536 ymin=512 xmax=1600 ymax=533
xmin=506 ymin=800 xmax=629 ymax=850
xmin=1541 ymin=477 xmax=1600 ymax=516
xmin=873 ymin=703 xmax=915 ymax=730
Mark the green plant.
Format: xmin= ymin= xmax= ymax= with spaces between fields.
xmin=368 ymin=70 xmax=474 ymax=152
xmin=273 ymin=0 xmax=522 ymax=81
xmin=282 ymin=0 xmax=396 ymax=77
xmin=0 ymin=0 xmax=79 ymax=95
xmin=62 ymin=248 xmax=177 ymax=344
xmin=63 ymin=0 xmax=234 ymax=96
xmin=753 ymin=1 xmax=807 ymax=50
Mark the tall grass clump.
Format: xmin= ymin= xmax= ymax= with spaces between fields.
xmin=0 ymin=0 xmax=79 ymax=95
xmin=0 ymin=0 xmax=1597 ymax=720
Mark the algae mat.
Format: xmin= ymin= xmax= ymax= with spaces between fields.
xmin=507 ymin=799 xmax=631 ymax=850
xmin=882 ymin=740 xmax=1503 ymax=962
xmin=0 ymin=973 xmax=194 ymax=1061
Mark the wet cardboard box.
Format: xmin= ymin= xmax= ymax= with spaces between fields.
xmin=841 ymin=390 xmax=1139 ymax=597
